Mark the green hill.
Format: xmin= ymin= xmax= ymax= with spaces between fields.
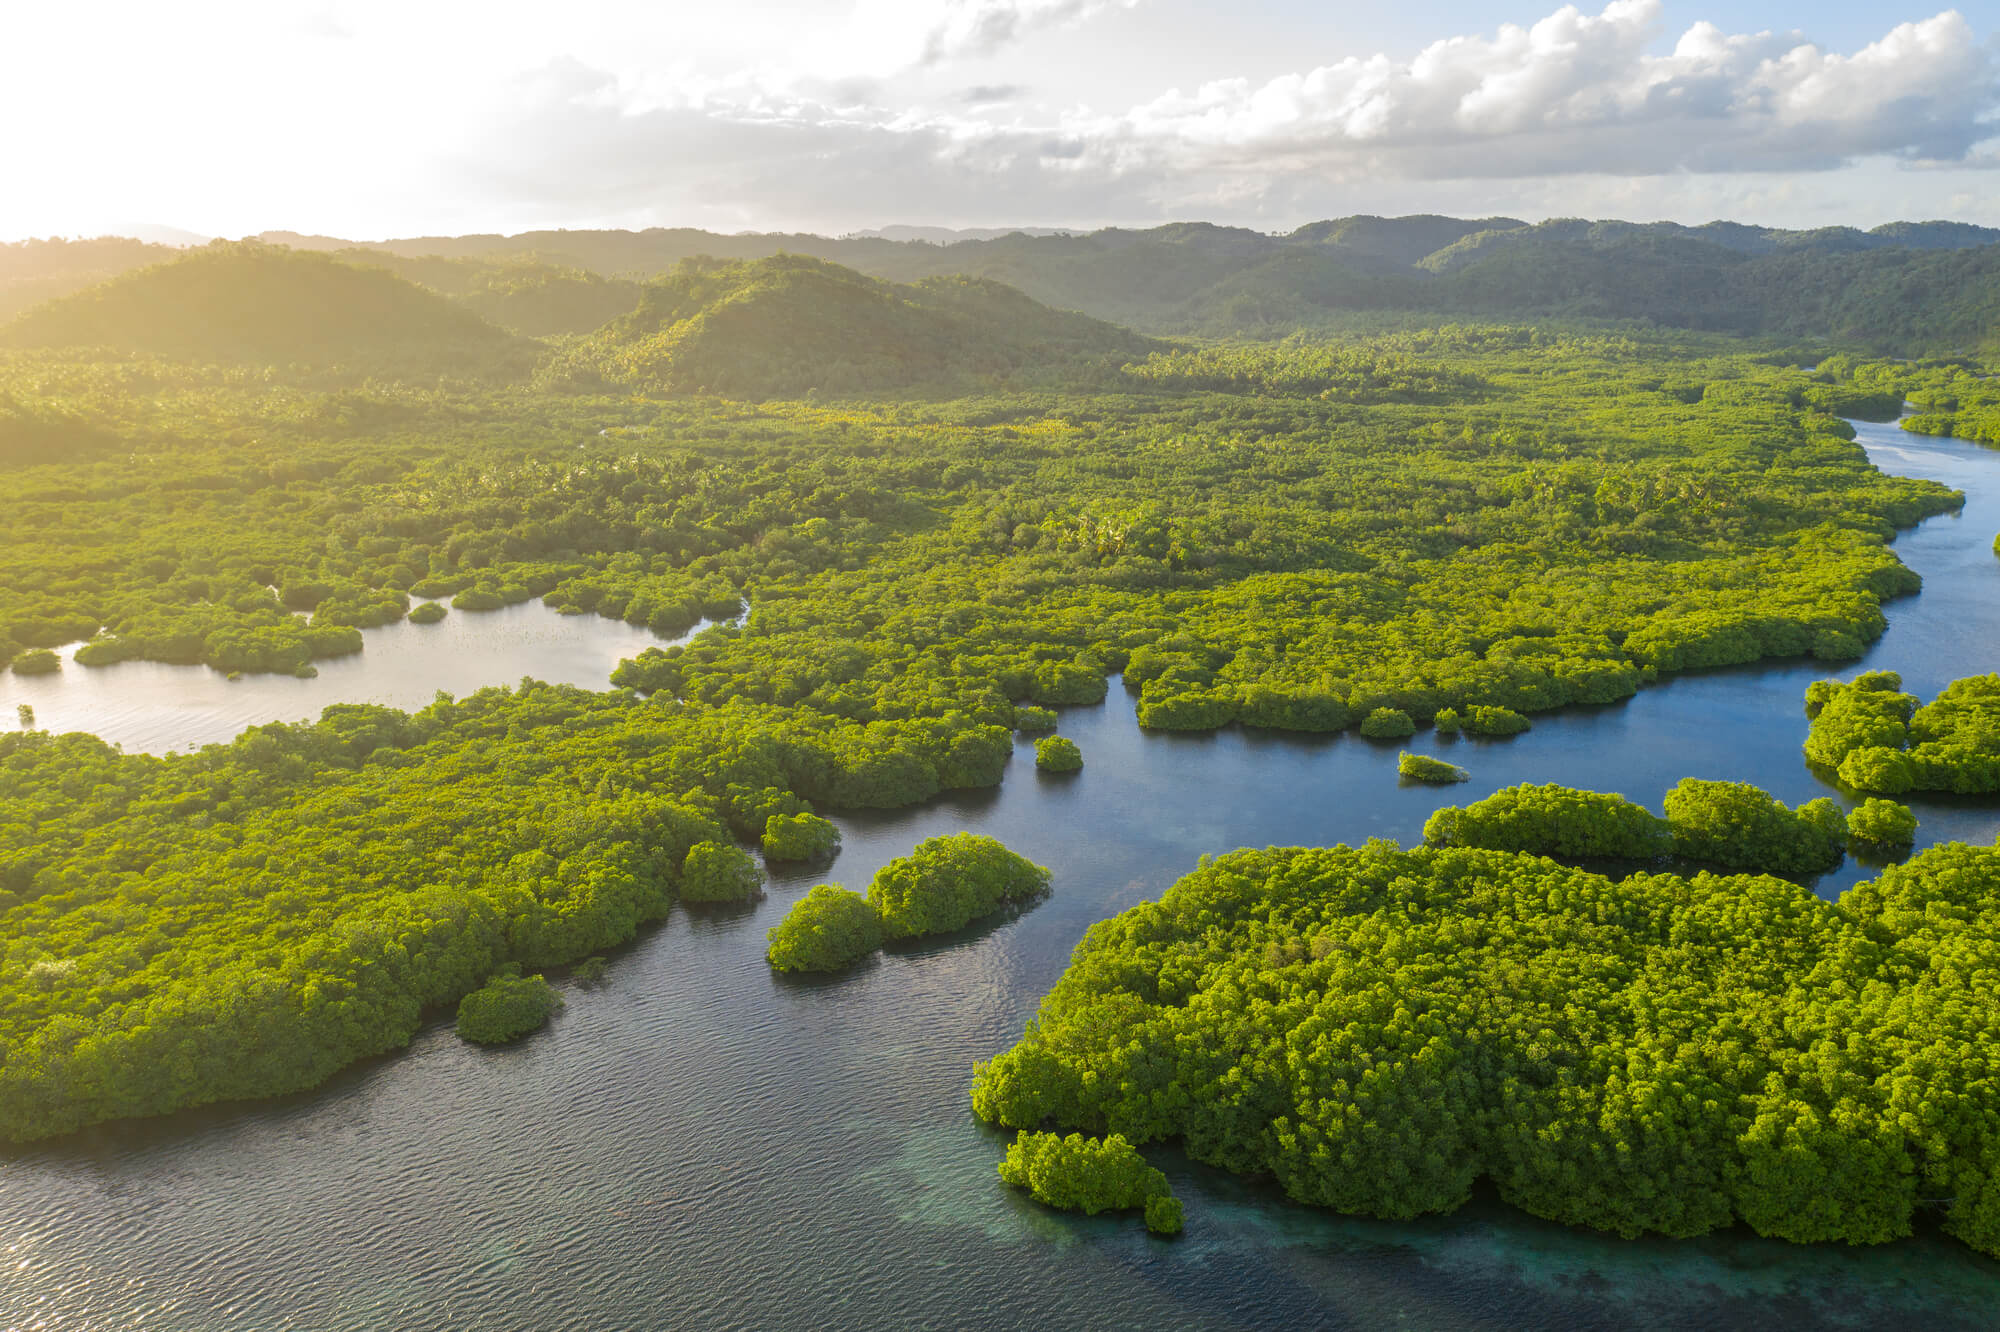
xmin=0 ymin=242 xmax=535 ymax=377
xmin=547 ymin=255 xmax=1160 ymax=397
xmin=332 ymin=251 xmax=642 ymax=337
xmin=285 ymin=215 xmax=2000 ymax=349
xmin=70 ymin=217 xmax=2000 ymax=352
xmin=0 ymin=237 xmax=182 ymax=323
xmin=1286 ymin=214 xmax=1526 ymax=270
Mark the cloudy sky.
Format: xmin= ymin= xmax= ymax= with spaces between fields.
xmin=6 ymin=0 xmax=1999 ymax=240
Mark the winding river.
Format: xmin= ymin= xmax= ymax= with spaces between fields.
xmin=2 ymin=415 xmax=1997 ymax=1329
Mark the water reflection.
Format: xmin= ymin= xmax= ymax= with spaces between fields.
xmin=1 ymin=418 xmax=1997 ymax=1329
xmin=0 ymin=602 xmax=698 ymax=754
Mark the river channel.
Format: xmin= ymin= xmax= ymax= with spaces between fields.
xmin=1 ymin=415 xmax=1996 ymax=1329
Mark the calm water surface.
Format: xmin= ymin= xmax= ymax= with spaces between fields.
xmin=0 ymin=602 xmax=699 ymax=755
xmin=3 ymin=416 xmax=1998 ymax=1330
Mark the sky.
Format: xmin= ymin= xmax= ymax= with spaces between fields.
xmin=5 ymin=0 xmax=1999 ymax=241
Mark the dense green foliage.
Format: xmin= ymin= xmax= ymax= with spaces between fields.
xmin=11 ymin=648 xmax=59 ymax=676
xmin=1663 ymin=780 xmax=1847 ymax=874
xmin=1854 ymin=356 xmax=2000 ymax=445
xmin=1359 ymin=708 xmax=1416 ymax=739
xmin=0 ymin=681 xmax=1057 ymax=1140
xmin=971 ymin=839 xmax=2000 ymax=1255
xmin=0 ymin=249 xmax=1986 ymax=1150
xmin=1431 ymin=703 xmax=1528 ymax=736
xmin=1425 ymin=779 xmax=1846 ymax=873
xmin=455 ymin=970 xmax=561 ymax=1044
xmin=1012 ymin=706 xmax=1057 ymax=733
xmin=997 ymin=1130 xmax=1182 ymax=1234
xmin=1424 ymin=783 xmax=1672 ymax=859
xmin=1459 ymin=705 xmax=1530 ymax=736
xmin=1035 ymin=736 xmax=1083 ymax=772
xmin=761 ymin=812 xmax=842 ymax=861
xmin=1847 ymin=799 xmax=1919 ymax=851
xmin=1123 ymin=342 xmax=1485 ymax=402
xmin=1396 ymin=751 xmax=1467 ymax=784
xmin=679 ymin=840 xmax=765 ymax=904
xmin=764 ymin=886 xmax=884 ymax=973
xmin=1805 ymin=671 xmax=2000 ymax=794
xmin=0 ymin=328 xmax=1951 ymax=733
xmin=867 ymin=834 xmax=1051 ymax=940
xmin=765 ymin=835 xmax=1052 ymax=970
xmin=1 ymin=243 xmax=533 ymax=379
xmin=540 ymin=256 xmax=1156 ymax=398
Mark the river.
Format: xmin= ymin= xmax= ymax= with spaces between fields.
xmin=1 ymin=415 xmax=1996 ymax=1329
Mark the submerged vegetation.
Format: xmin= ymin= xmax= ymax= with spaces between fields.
xmin=970 ymin=840 xmax=2000 ymax=1257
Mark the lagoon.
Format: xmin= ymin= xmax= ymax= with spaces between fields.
xmin=2 ymin=416 xmax=1996 ymax=1329
xmin=0 ymin=601 xmax=684 ymax=755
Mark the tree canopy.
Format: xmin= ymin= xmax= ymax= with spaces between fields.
xmin=1805 ymin=671 xmax=2000 ymax=795
xmin=867 ymin=833 xmax=1052 ymax=940
xmin=456 ymin=971 xmax=561 ymax=1044
xmin=971 ymin=839 xmax=2000 ymax=1257
xmin=997 ymin=1131 xmax=1182 ymax=1235
xmin=765 ymin=886 xmax=883 ymax=974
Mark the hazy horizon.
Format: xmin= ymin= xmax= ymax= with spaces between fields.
xmin=7 ymin=1 xmax=1999 ymax=243
xmin=18 ymin=206 xmax=2000 ymax=251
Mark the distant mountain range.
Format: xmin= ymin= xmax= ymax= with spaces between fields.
xmin=6 ymin=214 xmax=2000 ymax=351
xmin=0 ymin=243 xmax=1152 ymax=395
xmin=253 ymin=216 xmax=2000 ymax=346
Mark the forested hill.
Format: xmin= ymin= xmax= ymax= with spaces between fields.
xmin=15 ymin=214 xmax=2000 ymax=349
xmin=0 ymin=242 xmax=536 ymax=378
xmin=255 ymin=215 xmax=2000 ymax=348
xmin=0 ymin=237 xmax=181 ymax=324
xmin=540 ymin=255 xmax=1161 ymax=397
xmin=325 ymin=250 xmax=643 ymax=338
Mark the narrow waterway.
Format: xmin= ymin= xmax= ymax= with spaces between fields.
xmin=1 ymin=416 xmax=1995 ymax=1330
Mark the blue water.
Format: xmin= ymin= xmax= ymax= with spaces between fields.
xmin=1 ymin=416 xmax=1996 ymax=1330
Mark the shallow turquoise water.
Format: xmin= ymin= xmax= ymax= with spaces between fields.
xmin=1 ymin=417 xmax=1996 ymax=1329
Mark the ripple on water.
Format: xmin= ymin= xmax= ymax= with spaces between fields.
xmin=3 ymin=421 xmax=2000 ymax=1328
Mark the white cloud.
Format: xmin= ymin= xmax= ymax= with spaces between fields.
xmin=432 ymin=3 xmax=2000 ymax=233
xmin=796 ymin=0 xmax=1138 ymax=89
xmin=3 ymin=1 xmax=1996 ymax=238
xmin=1114 ymin=4 xmax=1996 ymax=176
